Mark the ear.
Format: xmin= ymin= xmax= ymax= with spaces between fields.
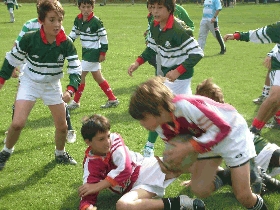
xmin=84 ymin=139 xmax=91 ymax=146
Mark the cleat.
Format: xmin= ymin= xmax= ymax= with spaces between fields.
xmin=67 ymin=130 xmax=76 ymax=143
xmin=143 ymin=145 xmax=154 ymax=158
xmin=100 ymin=99 xmax=119 ymax=108
xmin=265 ymin=118 xmax=280 ymax=129
xmin=179 ymin=195 xmax=205 ymax=210
xmin=253 ymin=95 xmax=267 ymax=105
xmin=55 ymin=151 xmax=77 ymax=165
xmin=258 ymin=167 xmax=280 ymax=193
xmin=249 ymin=126 xmax=261 ymax=135
xmin=67 ymin=100 xmax=80 ymax=110
xmin=219 ymin=48 xmax=226 ymax=55
xmin=0 ymin=150 xmax=11 ymax=170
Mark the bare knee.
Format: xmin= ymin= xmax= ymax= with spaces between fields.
xmin=191 ymin=181 xmax=213 ymax=198
xmin=116 ymin=199 xmax=133 ymax=210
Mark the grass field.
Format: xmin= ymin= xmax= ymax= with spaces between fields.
xmin=0 ymin=2 xmax=279 ymax=210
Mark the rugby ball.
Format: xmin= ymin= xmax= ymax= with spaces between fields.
xmin=163 ymin=135 xmax=198 ymax=173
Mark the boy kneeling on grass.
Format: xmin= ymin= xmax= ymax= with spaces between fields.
xmin=128 ymin=76 xmax=268 ymax=210
xmin=78 ymin=114 xmax=205 ymax=210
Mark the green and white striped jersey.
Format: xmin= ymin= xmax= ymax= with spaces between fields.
xmin=15 ymin=18 xmax=41 ymax=44
xmin=69 ymin=13 xmax=108 ymax=62
xmin=141 ymin=15 xmax=203 ymax=80
xmin=0 ymin=29 xmax=82 ymax=90
xmin=238 ymin=22 xmax=280 ymax=71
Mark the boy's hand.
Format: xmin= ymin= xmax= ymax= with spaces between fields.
xmin=62 ymin=91 xmax=71 ymax=103
xmin=79 ymin=183 xmax=99 ymax=197
xmin=223 ymin=34 xmax=234 ymax=42
xmin=99 ymin=55 xmax=105 ymax=63
xmin=263 ymin=56 xmax=271 ymax=70
xmin=165 ymin=69 xmax=180 ymax=82
xmin=86 ymin=205 xmax=97 ymax=210
xmin=128 ymin=62 xmax=139 ymax=77
xmin=12 ymin=67 xmax=20 ymax=78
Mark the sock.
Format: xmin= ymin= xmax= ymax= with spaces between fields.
xmin=99 ymin=80 xmax=116 ymax=101
xmin=262 ymin=85 xmax=270 ymax=97
xmin=73 ymin=83 xmax=85 ymax=103
xmin=145 ymin=141 xmax=154 ymax=148
xmin=3 ymin=145 xmax=14 ymax=154
xmin=247 ymin=194 xmax=267 ymax=210
xmin=55 ymin=149 xmax=65 ymax=156
xmin=12 ymin=104 xmax=15 ymax=120
xmin=251 ymin=118 xmax=266 ymax=130
xmin=274 ymin=110 xmax=280 ymax=124
xmin=65 ymin=106 xmax=73 ymax=130
xmin=147 ymin=131 xmax=158 ymax=144
xmin=162 ymin=197 xmax=180 ymax=210
xmin=216 ymin=168 xmax=232 ymax=186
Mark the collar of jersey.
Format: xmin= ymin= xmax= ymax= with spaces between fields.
xmin=77 ymin=12 xmax=94 ymax=21
xmin=153 ymin=14 xmax=174 ymax=31
xmin=40 ymin=26 xmax=67 ymax=46
xmin=85 ymin=146 xmax=111 ymax=162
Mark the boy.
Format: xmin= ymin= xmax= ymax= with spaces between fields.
xmin=4 ymin=0 xmax=18 ymax=23
xmin=3 ymin=0 xmax=77 ymax=144
xmin=68 ymin=0 xmax=119 ymax=110
xmin=79 ymin=114 xmax=205 ymax=210
xmin=129 ymin=76 xmax=268 ymax=209
xmin=194 ymin=78 xmax=280 ymax=194
xmin=223 ymin=22 xmax=280 ymax=134
xmin=0 ymin=0 xmax=82 ymax=170
xmin=129 ymin=0 xmax=203 ymax=157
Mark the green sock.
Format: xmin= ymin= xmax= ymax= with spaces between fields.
xmin=147 ymin=131 xmax=158 ymax=144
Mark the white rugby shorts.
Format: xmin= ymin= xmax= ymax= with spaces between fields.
xmin=81 ymin=60 xmax=101 ymax=72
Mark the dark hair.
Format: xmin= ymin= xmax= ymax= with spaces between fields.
xmin=81 ymin=114 xmax=110 ymax=141
xmin=38 ymin=0 xmax=64 ymax=22
xmin=78 ymin=0 xmax=94 ymax=7
xmin=148 ymin=0 xmax=175 ymax=14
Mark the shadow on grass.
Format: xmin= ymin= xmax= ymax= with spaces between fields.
xmin=0 ymin=160 xmax=56 ymax=199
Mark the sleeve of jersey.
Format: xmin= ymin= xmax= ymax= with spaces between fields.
xmin=65 ymin=40 xmax=82 ymax=91
xmin=239 ymin=22 xmax=280 ymax=44
xmin=267 ymin=44 xmax=278 ymax=57
xmin=15 ymin=23 xmax=29 ymax=44
xmin=68 ymin=19 xmax=80 ymax=41
xmin=178 ymin=36 xmax=204 ymax=75
xmin=97 ymin=25 xmax=108 ymax=53
xmin=178 ymin=100 xmax=231 ymax=153
xmin=138 ymin=46 xmax=157 ymax=64
xmin=106 ymin=133 xmax=133 ymax=187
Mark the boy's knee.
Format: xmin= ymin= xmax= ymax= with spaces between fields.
xmin=191 ymin=182 xmax=213 ymax=198
xmin=116 ymin=199 xmax=130 ymax=210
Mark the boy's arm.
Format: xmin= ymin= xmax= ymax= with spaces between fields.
xmin=68 ymin=18 xmax=80 ymax=42
xmin=175 ymin=5 xmax=195 ymax=31
xmin=225 ymin=22 xmax=280 ymax=43
xmin=97 ymin=20 xmax=108 ymax=55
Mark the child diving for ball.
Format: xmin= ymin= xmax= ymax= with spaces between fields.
xmin=129 ymin=76 xmax=268 ymax=210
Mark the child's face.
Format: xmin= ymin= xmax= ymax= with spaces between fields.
xmin=147 ymin=4 xmax=153 ymax=13
xmin=151 ymin=3 xmax=170 ymax=24
xmin=139 ymin=113 xmax=162 ymax=131
xmin=79 ymin=3 xmax=94 ymax=20
xmin=41 ymin=10 xmax=63 ymax=39
xmin=88 ymin=130 xmax=111 ymax=156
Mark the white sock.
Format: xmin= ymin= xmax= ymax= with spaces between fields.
xmin=145 ymin=142 xmax=154 ymax=148
xmin=55 ymin=149 xmax=65 ymax=156
xmin=3 ymin=145 xmax=14 ymax=154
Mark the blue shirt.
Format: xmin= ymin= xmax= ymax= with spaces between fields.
xmin=202 ymin=0 xmax=222 ymax=21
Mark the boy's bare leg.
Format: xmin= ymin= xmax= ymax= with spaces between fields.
xmin=49 ymin=103 xmax=67 ymax=150
xmin=190 ymin=158 xmax=222 ymax=198
xmin=5 ymin=100 xmax=35 ymax=149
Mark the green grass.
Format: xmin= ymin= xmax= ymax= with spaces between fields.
xmin=0 ymin=2 xmax=279 ymax=209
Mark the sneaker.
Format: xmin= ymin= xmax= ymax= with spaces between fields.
xmin=249 ymin=126 xmax=261 ymax=135
xmin=143 ymin=145 xmax=154 ymax=158
xmin=253 ymin=95 xmax=267 ymax=105
xmin=219 ymin=48 xmax=226 ymax=55
xmin=179 ymin=195 xmax=205 ymax=210
xmin=67 ymin=130 xmax=76 ymax=143
xmin=265 ymin=118 xmax=280 ymax=129
xmin=55 ymin=152 xmax=77 ymax=165
xmin=0 ymin=150 xmax=11 ymax=170
xmin=67 ymin=100 xmax=80 ymax=110
xmin=100 ymin=99 xmax=119 ymax=108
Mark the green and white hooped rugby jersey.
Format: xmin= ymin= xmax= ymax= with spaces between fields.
xmin=69 ymin=12 xmax=108 ymax=62
xmin=139 ymin=14 xmax=204 ymax=80
xmin=15 ymin=18 xmax=41 ymax=44
xmin=0 ymin=28 xmax=81 ymax=89
xmin=237 ymin=21 xmax=280 ymax=71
